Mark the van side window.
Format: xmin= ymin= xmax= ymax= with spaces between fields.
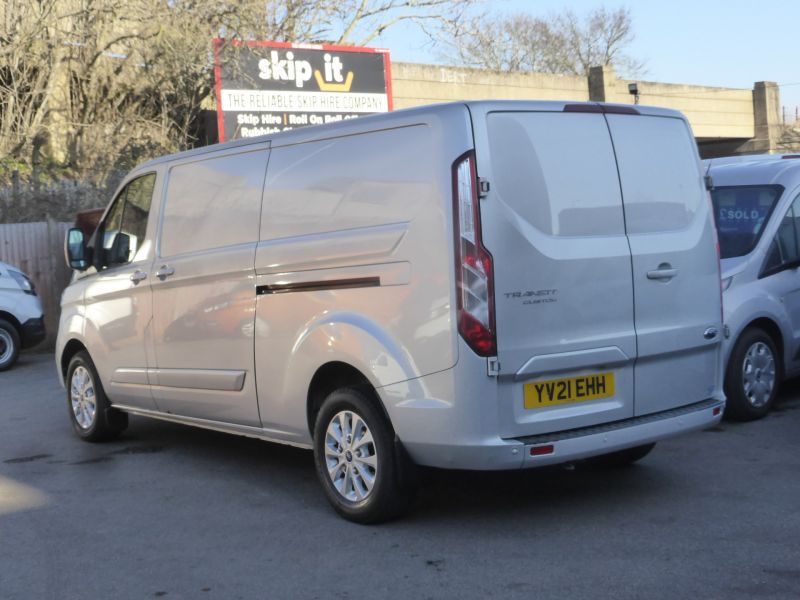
xmin=95 ymin=173 xmax=156 ymax=269
xmin=764 ymin=195 xmax=800 ymax=273
xmin=160 ymin=150 xmax=266 ymax=257
xmin=96 ymin=191 xmax=127 ymax=269
xmin=119 ymin=174 xmax=156 ymax=262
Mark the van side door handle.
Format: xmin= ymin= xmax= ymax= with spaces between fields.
xmin=646 ymin=264 xmax=678 ymax=281
xmin=155 ymin=265 xmax=175 ymax=280
xmin=129 ymin=270 xmax=147 ymax=284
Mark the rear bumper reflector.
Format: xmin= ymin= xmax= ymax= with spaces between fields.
xmin=530 ymin=444 xmax=554 ymax=456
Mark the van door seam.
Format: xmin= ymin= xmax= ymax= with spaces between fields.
xmin=602 ymin=113 xmax=639 ymax=412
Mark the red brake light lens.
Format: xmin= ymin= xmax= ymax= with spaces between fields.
xmin=452 ymin=151 xmax=496 ymax=357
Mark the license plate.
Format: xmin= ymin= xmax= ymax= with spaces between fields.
xmin=524 ymin=372 xmax=615 ymax=409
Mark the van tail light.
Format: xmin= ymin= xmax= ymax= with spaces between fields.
xmin=452 ymin=151 xmax=496 ymax=356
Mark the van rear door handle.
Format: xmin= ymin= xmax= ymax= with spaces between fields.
xmin=155 ymin=265 xmax=175 ymax=280
xmin=130 ymin=270 xmax=147 ymax=284
xmin=646 ymin=265 xmax=678 ymax=281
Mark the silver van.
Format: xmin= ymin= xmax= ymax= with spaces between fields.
xmin=58 ymin=101 xmax=725 ymax=522
xmin=708 ymin=154 xmax=800 ymax=420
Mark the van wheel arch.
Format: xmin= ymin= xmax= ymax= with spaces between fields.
xmin=61 ymin=339 xmax=89 ymax=382
xmin=306 ymin=362 xmax=390 ymax=439
xmin=0 ymin=311 xmax=22 ymax=337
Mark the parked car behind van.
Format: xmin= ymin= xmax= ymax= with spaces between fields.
xmin=707 ymin=154 xmax=800 ymax=420
xmin=58 ymin=101 xmax=725 ymax=522
xmin=0 ymin=261 xmax=45 ymax=370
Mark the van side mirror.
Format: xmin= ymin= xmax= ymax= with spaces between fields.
xmin=65 ymin=228 xmax=89 ymax=271
xmin=108 ymin=232 xmax=131 ymax=266
xmin=705 ymin=174 xmax=714 ymax=191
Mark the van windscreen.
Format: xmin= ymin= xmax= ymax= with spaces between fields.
xmin=711 ymin=185 xmax=783 ymax=259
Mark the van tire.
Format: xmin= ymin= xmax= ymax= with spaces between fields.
xmin=584 ymin=443 xmax=656 ymax=468
xmin=0 ymin=319 xmax=20 ymax=371
xmin=725 ymin=328 xmax=779 ymax=421
xmin=313 ymin=387 xmax=414 ymax=523
xmin=66 ymin=351 xmax=128 ymax=442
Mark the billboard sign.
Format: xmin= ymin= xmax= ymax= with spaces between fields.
xmin=213 ymin=39 xmax=392 ymax=142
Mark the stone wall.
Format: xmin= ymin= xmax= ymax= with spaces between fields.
xmin=392 ymin=62 xmax=771 ymax=156
xmin=391 ymin=62 xmax=590 ymax=108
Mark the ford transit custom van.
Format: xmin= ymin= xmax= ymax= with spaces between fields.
xmin=58 ymin=101 xmax=725 ymax=522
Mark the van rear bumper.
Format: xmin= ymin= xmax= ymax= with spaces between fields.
xmin=401 ymin=398 xmax=724 ymax=470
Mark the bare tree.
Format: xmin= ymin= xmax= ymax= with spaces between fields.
xmin=444 ymin=6 xmax=645 ymax=77
xmin=0 ymin=0 xmax=62 ymax=166
xmin=0 ymin=0 xmax=478 ymax=184
xmin=556 ymin=7 xmax=645 ymax=77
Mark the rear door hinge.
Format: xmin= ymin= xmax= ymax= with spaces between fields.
xmin=478 ymin=178 xmax=490 ymax=199
xmin=487 ymin=357 xmax=500 ymax=377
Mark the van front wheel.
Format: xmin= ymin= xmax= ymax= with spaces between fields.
xmin=66 ymin=351 xmax=128 ymax=442
xmin=313 ymin=388 xmax=413 ymax=523
xmin=725 ymin=328 xmax=779 ymax=421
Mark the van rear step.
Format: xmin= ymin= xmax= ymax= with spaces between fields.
xmin=511 ymin=399 xmax=722 ymax=445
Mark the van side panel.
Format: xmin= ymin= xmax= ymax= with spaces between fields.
xmin=254 ymin=110 xmax=473 ymax=440
xmin=149 ymin=147 xmax=269 ymax=427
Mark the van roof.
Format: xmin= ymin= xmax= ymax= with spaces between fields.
xmin=133 ymin=100 xmax=687 ymax=173
xmin=707 ymin=154 xmax=800 ymax=188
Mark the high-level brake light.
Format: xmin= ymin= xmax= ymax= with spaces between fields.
xmin=452 ymin=151 xmax=496 ymax=357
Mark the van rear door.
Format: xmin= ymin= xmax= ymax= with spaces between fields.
xmin=473 ymin=107 xmax=637 ymax=437
xmin=606 ymin=112 xmax=722 ymax=415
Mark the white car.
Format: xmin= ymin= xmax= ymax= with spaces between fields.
xmin=0 ymin=261 xmax=45 ymax=370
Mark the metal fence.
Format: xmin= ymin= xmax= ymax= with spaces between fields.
xmin=0 ymin=221 xmax=73 ymax=349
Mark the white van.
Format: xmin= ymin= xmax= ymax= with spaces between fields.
xmin=58 ymin=101 xmax=725 ymax=522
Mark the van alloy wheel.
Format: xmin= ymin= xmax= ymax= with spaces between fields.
xmin=70 ymin=365 xmax=97 ymax=429
xmin=313 ymin=388 xmax=414 ymax=523
xmin=66 ymin=351 xmax=127 ymax=441
xmin=741 ymin=341 xmax=776 ymax=409
xmin=324 ymin=410 xmax=378 ymax=502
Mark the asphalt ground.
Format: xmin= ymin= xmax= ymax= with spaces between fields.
xmin=1 ymin=352 xmax=799 ymax=600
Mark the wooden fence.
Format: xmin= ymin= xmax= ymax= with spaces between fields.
xmin=0 ymin=221 xmax=73 ymax=349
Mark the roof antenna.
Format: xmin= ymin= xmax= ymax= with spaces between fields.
xmin=704 ymin=160 xmax=714 ymax=190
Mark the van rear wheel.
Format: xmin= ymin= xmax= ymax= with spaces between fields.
xmin=725 ymin=328 xmax=779 ymax=421
xmin=313 ymin=387 xmax=413 ymax=523
xmin=66 ymin=351 xmax=128 ymax=442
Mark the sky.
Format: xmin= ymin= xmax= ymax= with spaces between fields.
xmin=375 ymin=0 xmax=800 ymax=119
